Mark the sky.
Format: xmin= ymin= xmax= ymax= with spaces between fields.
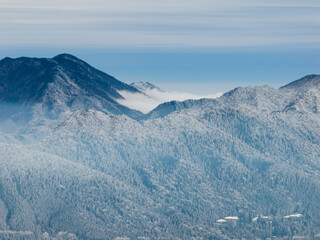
xmin=1 ymin=0 xmax=320 ymax=94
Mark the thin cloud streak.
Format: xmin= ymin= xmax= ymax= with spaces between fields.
xmin=2 ymin=0 xmax=320 ymax=11
xmin=0 ymin=0 xmax=319 ymax=48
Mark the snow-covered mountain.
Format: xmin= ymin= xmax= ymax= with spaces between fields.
xmin=0 ymin=54 xmax=320 ymax=239
xmin=130 ymin=81 xmax=165 ymax=92
xmin=0 ymin=54 xmax=143 ymax=139
xmin=118 ymin=81 xmax=222 ymax=114
xmin=0 ymin=54 xmax=139 ymax=109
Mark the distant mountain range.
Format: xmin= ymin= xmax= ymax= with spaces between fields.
xmin=0 ymin=54 xmax=319 ymax=239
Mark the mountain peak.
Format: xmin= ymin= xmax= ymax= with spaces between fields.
xmin=0 ymin=56 xmax=13 ymax=63
xmin=279 ymin=74 xmax=320 ymax=114
xmin=131 ymin=81 xmax=164 ymax=92
xmin=53 ymin=53 xmax=79 ymax=61
xmin=0 ymin=54 xmax=143 ymax=121
xmin=280 ymin=74 xmax=320 ymax=90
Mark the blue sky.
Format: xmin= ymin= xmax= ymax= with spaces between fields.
xmin=1 ymin=0 xmax=320 ymax=94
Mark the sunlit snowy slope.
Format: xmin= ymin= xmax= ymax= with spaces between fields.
xmin=0 ymin=55 xmax=319 ymax=239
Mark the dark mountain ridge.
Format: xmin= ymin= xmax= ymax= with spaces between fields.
xmin=0 ymin=54 xmax=143 ymax=121
xmin=280 ymin=74 xmax=320 ymax=90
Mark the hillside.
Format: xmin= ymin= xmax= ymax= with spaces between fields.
xmin=0 ymin=55 xmax=319 ymax=239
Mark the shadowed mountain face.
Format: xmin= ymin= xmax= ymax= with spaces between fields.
xmin=0 ymin=54 xmax=320 ymax=239
xmin=0 ymin=56 xmax=57 ymax=103
xmin=0 ymin=54 xmax=142 ymax=121
xmin=280 ymin=74 xmax=320 ymax=90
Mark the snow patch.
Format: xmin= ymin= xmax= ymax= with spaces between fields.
xmin=284 ymin=213 xmax=303 ymax=219
xmin=224 ymin=216 xmax=239 ymax=220
xmin=217 ymin=219 xmax=227 ymax=223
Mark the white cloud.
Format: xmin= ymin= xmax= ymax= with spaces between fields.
xmin=117 ymin=89 xmax=222 ymax=114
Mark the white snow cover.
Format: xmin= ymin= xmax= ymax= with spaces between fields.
xmin=224 ymin=216 xmax=239 ymax=220
xmin=0 ymin=71 xmax=319 ymax=238
xmin=217 ymin=219 xmax=227 ymax=223
xmin=284 ymin=214 xmax=303 ymax=219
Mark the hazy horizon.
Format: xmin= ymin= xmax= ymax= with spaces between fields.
xmin=1 ymin=0 xmax=320 ymax=94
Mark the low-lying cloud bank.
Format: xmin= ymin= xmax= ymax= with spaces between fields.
xmin=117 ymin=89 xmax=222 ymax=114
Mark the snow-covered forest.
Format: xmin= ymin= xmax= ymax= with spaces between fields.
xmin=0 ymin=54 xmax=319 ymax=239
